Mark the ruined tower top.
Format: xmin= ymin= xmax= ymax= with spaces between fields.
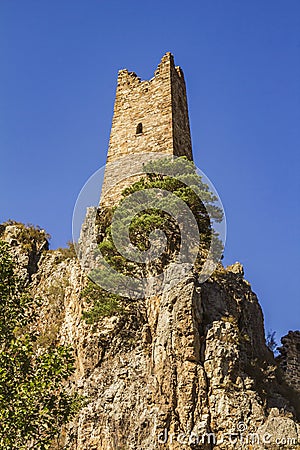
xmin=99 ymin=53 xmax=193 ymax=206
xmin=106 ymin=52 xmax=193 ymax=163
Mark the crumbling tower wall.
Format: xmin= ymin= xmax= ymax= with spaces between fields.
xmin=107 ymin=52 xmax=192 ymax=163
xmin=278 ymin=330 xmax=300 ymax=393
xmin=100 ymin=53 xmax=193 ymax=206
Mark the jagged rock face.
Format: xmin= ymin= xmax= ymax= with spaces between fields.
xmin=0 ymin=222 xmax=49 ymax=281
xmin=1 ymin=225 xmax=300 ymax=450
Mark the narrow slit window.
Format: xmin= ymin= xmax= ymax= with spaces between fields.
xmin=136 ymin=123 xmax=143 ymax=134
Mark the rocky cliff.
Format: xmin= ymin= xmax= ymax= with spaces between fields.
xmin=1 ymin=222 xmax=299 ymax=450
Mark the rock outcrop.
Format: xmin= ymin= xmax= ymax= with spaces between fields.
xmin=1 ymin=222 xmax=299 ymax=450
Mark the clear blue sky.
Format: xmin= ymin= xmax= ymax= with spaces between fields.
xmin=1 ymin=1 xmax=299 ymax=340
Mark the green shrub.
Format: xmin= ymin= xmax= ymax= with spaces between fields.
xmin=0 ymin=240 xmax=80 ymax=448
xmin=81 ymin=280 xmax=123 ymax=324
xmin=96 ymin=156 xmax=224 ymax=278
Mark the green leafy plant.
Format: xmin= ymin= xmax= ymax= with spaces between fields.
xmin=81 ymin=280 xmax=123 ymax=324
xmin=82 ymin=156 xmax=224 ymax=322
xmin=0 ymin=240 xmax=81 ymax=449
xmin=97 ymin=156 xmax=223 ymax=277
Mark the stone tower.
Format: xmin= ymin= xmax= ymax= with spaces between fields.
xmin=278 ymin=331 xmax=300 ymax=394
xmin=100 ymin=53 xmax=193 ymax=206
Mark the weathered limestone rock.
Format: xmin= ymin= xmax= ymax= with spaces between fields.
xmin=2 ymin=53 xmax=299 ymax=449
xmin=1 ymin=224 xmax=299 ymax=449
xmin=0 ymin=221 xmax=48 ymax=281
xmin=77 ymin=206 xmax=98 ymax=270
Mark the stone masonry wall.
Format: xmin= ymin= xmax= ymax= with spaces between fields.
xmin=278 ymin=331 xmax=300 ymax=393
xmin=171 ymin=64 xmax=192 ymax=158
xmin=106 ymin=52 xmax=192 ymax=163
xmin=100 ymin=53 xmax=192 ymax=207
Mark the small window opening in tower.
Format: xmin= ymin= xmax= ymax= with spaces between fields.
xmin=136 ymin=123 xmax=143 ymax=134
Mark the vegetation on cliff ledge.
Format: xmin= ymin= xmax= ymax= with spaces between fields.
xmin=0 ymin=240 xmax=80 ymax=450
xmin=82 ymin=156 xmax=224 ymax=321
xmin=97 ymin=156 xmax=224 ymax=277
